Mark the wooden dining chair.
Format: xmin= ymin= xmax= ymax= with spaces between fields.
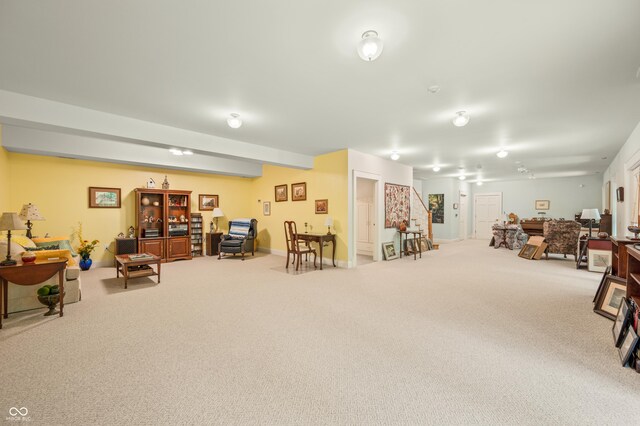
xmin=284 ymin=221 xmax=317 ymax=271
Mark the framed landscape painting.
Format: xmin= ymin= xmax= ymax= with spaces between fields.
xmin=428 ymin=194 xmax=444 ymax=224
xmin=199 ymin=194 xmax=218 ymax=211
xmin=89 ymin=187 xmax=121 ymax=208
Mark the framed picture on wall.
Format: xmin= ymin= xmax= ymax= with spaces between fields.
xmin=275 ymin=184 xmax=288 ymax=202
xmin=88 ymin=187 xmax=121 ymax=208
xmin=291 ymin=182 xmax=307 ymax=201
xmin=315 ymin=199 xmax=328 ymax=214
xmin=535 ymin=200 xmax=550 ymax=210
xmin=263 ymin=201 xmax=271 ymax=216
xmin=617 ymin=187 xmax=624 ymax=202
xmin=198 ymin=194 xmax=218 ymax=211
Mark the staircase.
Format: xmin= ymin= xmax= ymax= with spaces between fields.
xmin=412 ymin=187 xmax=436 ymax=246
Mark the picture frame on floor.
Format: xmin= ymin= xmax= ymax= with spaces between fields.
xmin=382 ymin=242 xmax=398 ymax=260
xmin=618 ymin=324 xmax=639 ymax=366
xmin=518 ymin=244 xmax=537 ymax=259
xmin=613 ymin=298 xmax=632 ymax=347
xmin=588 ymin=249 xmax=612 ymax=273
xmin=593 ymin=266 xmax=612 ymax=304
xmin=404 ymin=238 xmax=415 ymax=255
xmin=594 ymin=275 xmax=627 ymax=320
xmin=419 ymin=237 xmax=429 ymax=253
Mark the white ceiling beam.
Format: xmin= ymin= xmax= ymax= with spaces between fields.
xmin=1 ymin=125 xmax=263 ymax=177
xmin=0 ymin=90 xmax=314 ymax=169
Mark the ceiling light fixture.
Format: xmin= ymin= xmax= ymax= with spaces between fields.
xmin=227 ymin=113 xmax=242 ymax=129
xmin=452 ymin=111 xmax=470 ymax=127
xmin=169 ymin=148 xmax=184 ymax=156
xmin=496 ymin=150 xmax=509 ymax=158
xmin=432 ymin=166 xmax=441 ymax=172
xmin=182 ymin=150 xmax=193 ymax=155
xmin=458 ymin=175 xmax=466 ymax=181
xmin=476 ymin=181 xmax=483 ymax=186
xmin=357 ymin=30 xmax=384 ymax=61
xmin=427 ymin=85 xmax=440 ymax=94
xmin=390 ymin=151 xmax=400 ymax=161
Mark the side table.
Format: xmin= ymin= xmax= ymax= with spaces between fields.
xmin=206 ymin=232 xmax=223 ymax=256
xmin=399 ymin=230 xmax=422 ymax=260
xmin=0 ymin=259 xmax=68 ymax=329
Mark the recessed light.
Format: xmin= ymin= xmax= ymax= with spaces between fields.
xmin=452 ymin=111 xmax=470 ymax=127
xmin=432 ymin=166 xmax=441 ymax=172
xmin=390 ymin=151 xmax=400 ymax=161
xmin=182 ymin=150 xmax=193 ymax=155
xmin=169 ymin=148 xmax=184 ymax=156
xmin=427 ymin=85 xmax=440 ymax=94
xmin=496 ymin=150 xmax=509 ymax=158
xmin=601 ymin=156 xmax=607 ymax=160
xmin=458 ymin=175 xmax=466 ymax=180
xmin=476 ymin=181 xmax=483 ymax=186
xmin=227 ymin=113 xmax=242 ymax=129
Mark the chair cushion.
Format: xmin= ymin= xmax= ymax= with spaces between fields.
xmin=221 ymin=239 xmax=244 ymax=248
xmin=229 ymin=219 xmax=251 ymax=239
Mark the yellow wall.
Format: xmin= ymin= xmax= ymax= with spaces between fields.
xmin=251 ymin=150 xmax=348 ymax=261
xmin=6 ymin=153 xmax=253 ymax=263
xmin=0 ymin=126 xmax=10 ymax=212
xmin=3 ymin=148 xmax=348 ymax=264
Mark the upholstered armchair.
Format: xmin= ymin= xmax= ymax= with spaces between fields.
xmin=218 ymin=219 xmax=257 ymax=260
xmin=543 ymin=220 xmax=581 ymax=260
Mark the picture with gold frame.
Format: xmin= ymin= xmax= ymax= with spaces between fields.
xmin=89 ymin=187 xmax=121 ymax=208
xmin=292 ymin=182 xmax=307 ymax=201
xmin=315 ymin=199 xmax=328 ymax=214
xmin=198 ymin=194 xmax=218 ymax=211
xmin=275 ymin=184 xmax=288 ymax=202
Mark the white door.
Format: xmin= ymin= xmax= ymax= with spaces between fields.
xmin=357 ymin=202 xmax=374 ymax=254
xmin=474 ymin=194 xmax=502 ymax=239
xmin=459 ymin=192 xmax=468 ymax=240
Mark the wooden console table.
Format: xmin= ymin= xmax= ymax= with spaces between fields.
xmin=398 ymin=230 xmax=422 ymax=260
xmin=115 ymin=253 xmax=161 ymax=289
xmin=0 ymin=259 xmax=68 ymax=329
xmin=296 ymin=233 xmax=336 ymax=270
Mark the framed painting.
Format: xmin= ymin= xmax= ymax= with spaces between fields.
xmin=588 ymin=249 xmax=611 ymax=273
xmin=612 ymin=298 xmax=632 ymax=348
xmin=593 ymin=266 xmax=612 ymax=304
xmin=594 ymin=275 xmax=627 ymax=320
xmin=384 ymin=183 xmax=411 ymax=228
xmin=419 ymin=237 xmax=429 ymax=252
xmin=382 ymin=242 xmax=398 ymax=260
xmin=315 ymin=199 xmax=328 ymax=214
xmin=292 ymin=182 xmax=307 ymax=201
xmin=518 ymin=244 xmax=537 ymax=260
xmin=535 ymin=200 xmax=550 ymax=210
xmin=275 ymin=184 xmax=288 ymax=202
xmin=198 ymin=194 xmax=218 ymax=211
xmin=89 ymin=187 xmax=121 ymax=208
xmin=618 ymin=325 xmax=638 ymax=366
xmin=404 ymin=238 xmax=415 ymax=255
xmin=428 ymin=194 xmax=444 ymax=224
xmin=263 ymin=201 xmax=271 ymax=216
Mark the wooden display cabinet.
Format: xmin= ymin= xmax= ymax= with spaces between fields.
xmin=623 ymin=245 xmax=640 ymax=307
xmin=135 ymin=188 xmax=193 ymax=262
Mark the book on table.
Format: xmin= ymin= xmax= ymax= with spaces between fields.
xmin=129 ymin=254 xmax=154 ymax=261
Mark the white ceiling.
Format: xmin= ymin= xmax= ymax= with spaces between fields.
xmin=1 ymin=0 xmax=640 ymax=181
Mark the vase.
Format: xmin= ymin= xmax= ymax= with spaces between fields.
xmin=79 ymin=255 xmax=93 ymax=271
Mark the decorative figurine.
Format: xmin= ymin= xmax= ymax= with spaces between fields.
xmin=162 ymin=175 xmax=170 ymax=189
xmin=117 ymin=232 xmax=125 ymax=238
xmin=128 ymin=226 xmax=135 ymax=238
xmin=146 ymin=178 xmax=156 ymax=189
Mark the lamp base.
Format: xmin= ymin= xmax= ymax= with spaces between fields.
xmin=327 ymin=226 xmax=331 ymax=235
xmin=0 ymin=258 xmax=17 ymax=266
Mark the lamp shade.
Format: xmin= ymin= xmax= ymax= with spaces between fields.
xmin=0 ymin=212 xmax=27 ymax=231
xmin=324 ymin=216 xmax=334 ymax=227
xmin=212 ymin=208 xmax=224 ymax=218
xmin=580 ymin=208 xmax=601 ymax=220
xmin=19 ymin=203 xmax=45 ymax=221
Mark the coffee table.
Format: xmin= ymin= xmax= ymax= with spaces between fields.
xmin=115 ymin=253 xmax=161 ymax=289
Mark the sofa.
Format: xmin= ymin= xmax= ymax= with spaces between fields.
xmin=0 ymin=235 xmax=82 ymax=314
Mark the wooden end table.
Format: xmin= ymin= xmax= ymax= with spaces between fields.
xmin=399 ymin=230 xmax=422 ymax=260
xmin=115 ymin=253 xmax=161 ymax=289
xmin=0 ymin=258 xmax=68 ymax=329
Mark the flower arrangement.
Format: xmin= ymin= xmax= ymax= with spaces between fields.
xmin=73 ymin=222 xmax=99 ymax=259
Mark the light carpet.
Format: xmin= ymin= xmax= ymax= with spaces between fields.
xmin=1 ymin=240 xmax=639 ymax=425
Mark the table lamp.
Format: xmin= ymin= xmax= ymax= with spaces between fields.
xmin=19 ymin=203 xmax=45 ymax=238
xmin=1 ymin=212 xmax=28 ymax=266
xmin=580 ymin=208 xmax=600 ymax=237
xmin=325 ymin=216 xmax=334 ymax=235
xmin=212 ymin=208 xmax=224 ymax=233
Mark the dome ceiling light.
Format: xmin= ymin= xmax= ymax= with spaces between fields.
xmin=357 ymin=30 xmax=384 ymax=61
xmin=432 ymin=166 xmax=441 ymax=172
xmin=476 ymin=181 xmax=483 ymax=186
xmin=496 ymin=150 xmax=509 ymax=158
xmin=169 ymin=148 xmax=193 ymax=156
xmin=452 ymin=111 xmax=470 ymax=127
xmin=390 ymin=151 xmax=400 ymax=161
xmin=458 ymin=175 xmax=466 ymax=181
xmin=227 ymin=113 xmax=242 ymax=129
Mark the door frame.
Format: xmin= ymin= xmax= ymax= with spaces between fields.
xmin=459 ymin=190 xmax=468 ymax=240
xmin=353 ymin=171 xmax=381 ymax=267
xmin=473 ymin=192 xmax=503 ymax=239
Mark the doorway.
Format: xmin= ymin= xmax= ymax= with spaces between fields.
xmin=474 ymin=193 xmax=503 ymax=239
xmin=356 ymin=177 xmax=376 ymax=263
xmin=459 ymin=191 xmax=468 ymax=240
